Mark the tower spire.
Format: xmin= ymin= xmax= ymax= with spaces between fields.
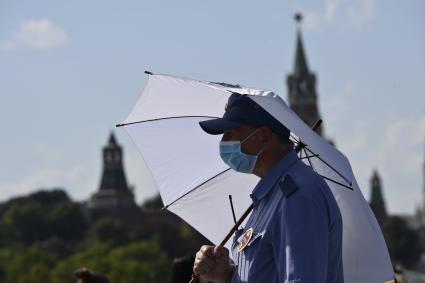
xmin=369 ymin=170 xmax=388 ymax=227
xmin=287 ymin=12 xmax=323 ymax=136
xmin=293 ymin=13 xmax=309 ymax=77
xmin=422 ymin=120 xmax=425 ymax=225
xmin=108 ymin=132 xmax=117 ymax=146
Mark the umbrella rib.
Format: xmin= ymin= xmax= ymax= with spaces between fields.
xmin=304 ymin=147 xmax=353 ymax=186
xmin=229 ymin=195 xmax=237 ymax=224
xmin=116 ymin=116 xmax=220 ymax=127
xmin=320 ymin=175 xmax=354 ymax=190
xmin=302 ymin=147 xmax=314 ymax=169
xmin=300 ymin=153 xmax=353 ymax=190
xmin=163 ymin=168 xmax=232 ymax=209
xmin=290 ymin=134 xmax=301 ymax=144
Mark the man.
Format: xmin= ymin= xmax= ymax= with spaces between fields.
xmin=193 ymin=93 xmax=344 ymax=283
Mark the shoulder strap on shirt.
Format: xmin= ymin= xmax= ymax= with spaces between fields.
xmin=278 ymin=175 xmax=299 ymax=198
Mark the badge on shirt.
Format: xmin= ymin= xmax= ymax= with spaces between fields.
xmin=238 ymin=228 xmax=254 ymax=252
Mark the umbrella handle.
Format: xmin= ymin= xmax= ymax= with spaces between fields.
xmin=218 ymin=203 xmax=254 ymax=246
xmin=189 ymin=119 xmax=322 ymax=283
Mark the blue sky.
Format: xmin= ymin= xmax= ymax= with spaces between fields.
xmin=0 ymin=0 xmax=424 ymax=215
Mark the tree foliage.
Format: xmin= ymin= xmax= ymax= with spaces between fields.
xmin=0 ymin=245 xmax=56 ymax=283
xmin=0 ymin=189 xmax=209 ymax=282
xmin=87 ymin=218 xmax=129 ymax=246
xmin=0 ymin=190 xmax=88 ymax=245
xmin=383 ymin=216 xmax=423 ymax=268
xmin=51 ymin=241 xmax=169 ymax=283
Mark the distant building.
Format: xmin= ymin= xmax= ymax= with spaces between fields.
xmin=369 ymin=170 xmax=388 ymax=227
xmin=410 ymin=134 xmax=425 ymax=251
xmin=287 ymin=14 xmax=324 ymax=137
xmin=89 ymin=133 xmax=139 ymax=224
xmin=418 ymin=135 xmax=425 ymax=250
xmin=87 ymin=133 xmax=194 ymax=234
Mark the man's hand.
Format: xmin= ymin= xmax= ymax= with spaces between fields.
xmin=193 ymin=245 xmax=235 ymax=283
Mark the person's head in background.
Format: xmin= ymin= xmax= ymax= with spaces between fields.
xmin=74 ymin=267 xmax=111 ymax=283
xmin=171 ymin=255 xmax=195 ymax=283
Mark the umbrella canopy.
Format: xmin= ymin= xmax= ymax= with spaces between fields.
xmin=118 ymin=72 xmax=394 ymax=283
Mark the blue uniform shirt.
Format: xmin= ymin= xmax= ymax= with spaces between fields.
xmin=230 ymin=150 xmax=344 ymax=283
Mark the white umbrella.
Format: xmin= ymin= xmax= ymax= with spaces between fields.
xmin=117 ymin=72 xmax=395 ymax=283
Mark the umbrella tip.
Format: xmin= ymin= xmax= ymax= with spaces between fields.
xmin=144 ymin=70 xmax=153 ymax=75
xmin=116 ymin=124 xmax=123 ymax=128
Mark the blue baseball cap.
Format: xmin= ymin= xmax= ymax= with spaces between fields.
xmin=199 ymin=93 xmax=290 ymax=138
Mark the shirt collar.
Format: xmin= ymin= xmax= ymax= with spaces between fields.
xmin=250 ymin=150 xmax=300 ymax=204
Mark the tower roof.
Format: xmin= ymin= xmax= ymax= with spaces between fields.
xmin=287 ymin=13 xmax=323 ymax=136
xmin=369 ymin=169 xmax=388 ymax=226
xmin=293 ymin=31 xmax=310 ymax=78
xmin=108 ymin=132 xmax=117 ymax=146
xmin=90 ymin=132 xmax=136 ymax=211
xmin=370 ymin=170 xmax=384 ymax=202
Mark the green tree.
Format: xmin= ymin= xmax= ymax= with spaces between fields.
xmin=51 ymin=243 xmax=111 ymax=283
xmin=39 ymin=237 xmax=72 ymax=259
xmin=87 ymin=218 xmax=129 ymax=246
xmin=0 ymin=245 xmax=55 ymax=283
xmin=1 ymin=190 xmax=89 ymax=245
xmin=28 ymin=189 xmax=70 ymax=208
xmin=107 ymin=241 xmax=169 ymax=283
xmin=49 ymin=202 xmax=89 ymax=242
xmin=2 ymin=202 xmax=48 ymax=243
xmin=51 ymin=241 xmax=169 ymax=283
xmin=383 ymin=216 xmax=423 ymax=268
xmin=0 ymin=189 xmax=69 ymax=219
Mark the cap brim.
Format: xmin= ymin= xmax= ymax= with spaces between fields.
xmin=199 ymin=118 xmax=241 ymax=135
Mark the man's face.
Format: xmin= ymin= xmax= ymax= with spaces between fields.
xmin=221 ymin=125 xmax=263 ymax=155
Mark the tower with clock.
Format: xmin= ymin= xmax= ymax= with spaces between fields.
xmin=287 ymin=13 xmax=324 ymax=137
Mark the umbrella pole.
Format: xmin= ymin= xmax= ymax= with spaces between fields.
xmin=189 ymin=119 xmax=322 ymax=283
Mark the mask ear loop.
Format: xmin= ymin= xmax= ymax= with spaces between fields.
xmin=256 ymin=142 xmax=266 ymax=157
xmin=240 ymin=129 xmax=259 ymax=144
xmin=240 ymin=128 xmax=268 ymax=158
xmin=246 ymin=129 xmax=269 ymax=155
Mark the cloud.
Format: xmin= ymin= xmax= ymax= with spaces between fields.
xmin=347 ymin=0 xmax=376 ymax=27
xmin=301 ymin=0 xmax=376 ymax=31
xmin=0 ymin=141 xmax=159 ymax=206
xmin=0 ymin=165 xmax=92 ymax=202
xmin=374 ymin=116 xmax=425 ymax=175
xmin=322 ymin=82 xmax=353 ymax=132
xmin=341 ymin=115 xmax=423 ymax=214
xmin=0 ymin=143 xmax=97 ymax=202
xmin=0 ymin=19 xmax=68 ymax=50
xmin=321 ymin=80 xmax=424 ymax=214
xmin=369 ymin=116 xmax=425 ymax=213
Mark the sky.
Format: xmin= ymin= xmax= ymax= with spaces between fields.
xmin=0 ymin=0 xmax=424 ymax=215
